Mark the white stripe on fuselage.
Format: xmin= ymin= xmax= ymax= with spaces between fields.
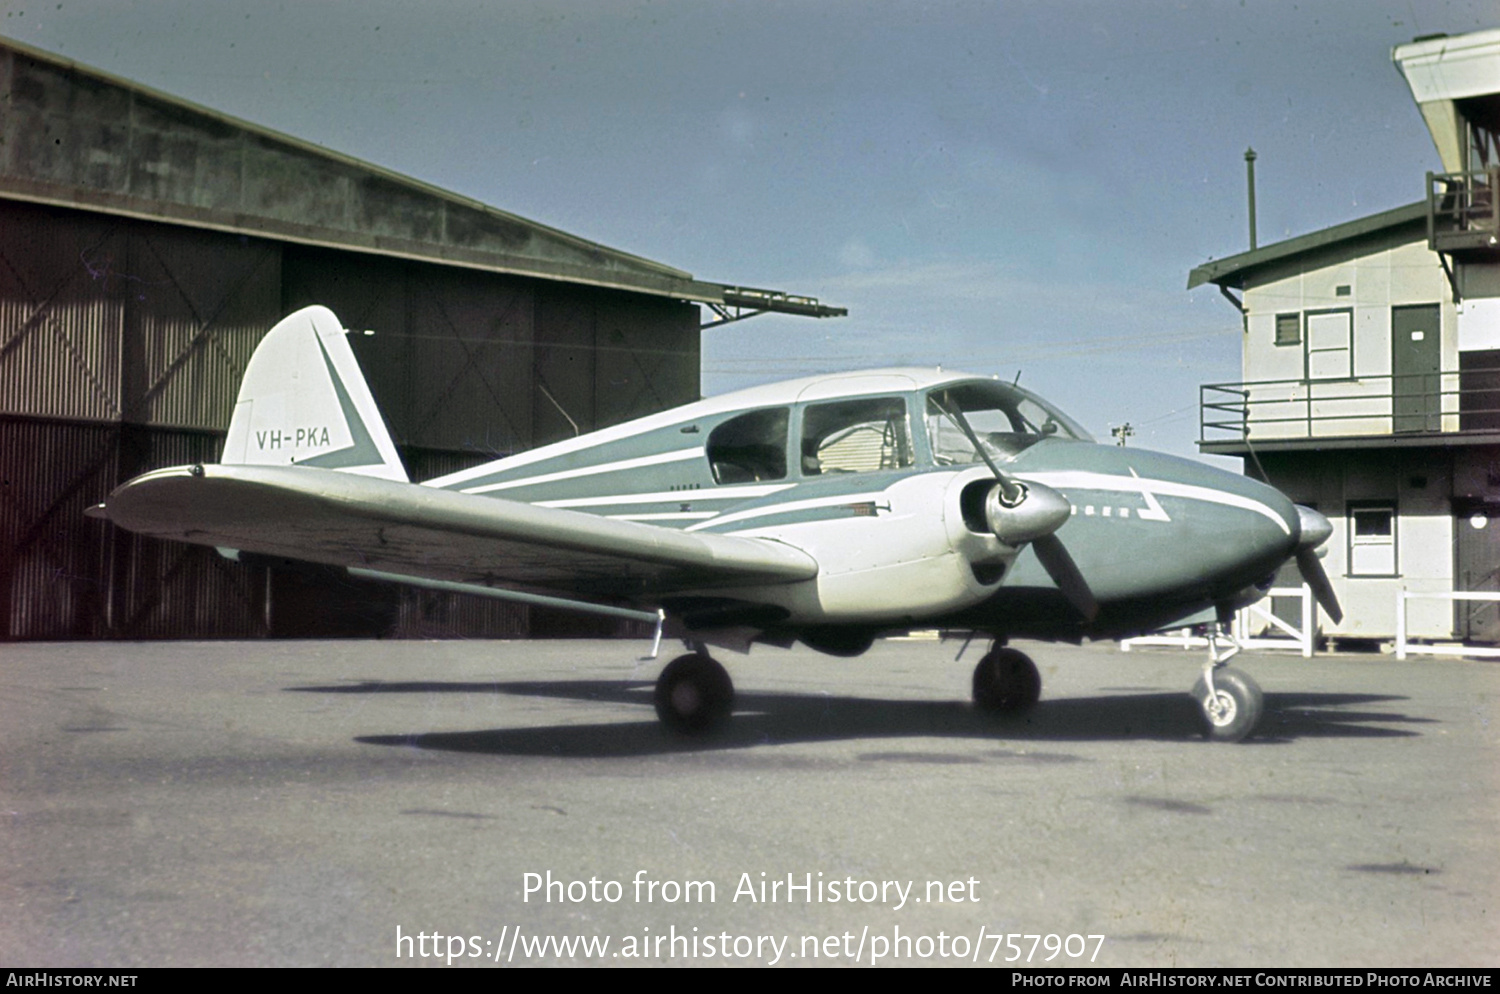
xmin=1019 ymin=469 xmax=1290 ymax=534
xmin=445 ymin=457 xmax=1287 ymax=538
xmin=536 ymin=483 xmax=795 ymax=509
xmin=460 ymin=447 xmax=704 ymax=495
xmin=685 ymin=490 xmax=891 ymax=531
xmin=608 ymin=511 xmax=721 ymax=522
xmin=690 ymin=470 xmax=1287 ymax=537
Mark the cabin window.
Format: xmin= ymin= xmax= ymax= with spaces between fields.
xmin=1347 ymin=502 xmax=1397 ymax=577
xmin=706 ymin=408 xmax=789 ymax=483
xmin=800 ymin=397 xmax=913 ymax=475
xmin=925 ymin=381 xmax=1088 ymax=466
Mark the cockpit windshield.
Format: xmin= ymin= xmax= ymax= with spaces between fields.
xmin=925 ymin=381 xmax=1092 ymax=465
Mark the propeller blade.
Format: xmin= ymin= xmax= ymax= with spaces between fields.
xmin=935 ymin=390 xmax=1094 ymax=620
xmin=1295 ymin=546 xmax=1343 ymax=625
xmin=933 ymin=391 xmax=1025 ymax=503
xmin=1033 ymin=534 xmax=1099 ymax=622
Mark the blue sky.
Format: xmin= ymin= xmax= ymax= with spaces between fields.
xmin=3 ymin=0 xmax=1495 ymax=459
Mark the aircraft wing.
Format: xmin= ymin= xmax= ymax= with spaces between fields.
xmin=92 ymin=463 xmax=818 ymax=598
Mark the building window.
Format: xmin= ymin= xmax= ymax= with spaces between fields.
xmin=1306 ymin=309 xmax=1353 ymax=380
xmin=1347 ymin=502 xmax=1397 ymax=577
xmin=1275 ymin=313 xmax=1301 ymax=346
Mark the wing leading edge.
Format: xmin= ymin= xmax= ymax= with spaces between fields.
xmin=91 ymin=463 xmax=818 ymax=598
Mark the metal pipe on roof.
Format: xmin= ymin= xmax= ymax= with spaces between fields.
xmin=1245 ymin=147 xmax=1259 ymax=251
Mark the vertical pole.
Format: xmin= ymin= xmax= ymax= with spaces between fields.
xmin=1395 ymin=588 xmax=1408 ymax=661
xmin=1301 ymin=583 xmax=1313 ymax=658
xmin=1245 ymin=148 xmax=1259 ymax=251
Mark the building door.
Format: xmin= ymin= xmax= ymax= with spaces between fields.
xmin=1392 ymin=304 xmax=1441 ymax=432
xmin=1455 ymin=499 xmax=1500 ymax=644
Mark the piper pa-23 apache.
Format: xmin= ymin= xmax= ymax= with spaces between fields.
xmin=91 ymin=306 xmax=1342 ymax=742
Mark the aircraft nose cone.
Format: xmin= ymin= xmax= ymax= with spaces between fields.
xmin=1296 ymin=505 xmax=1333 ymax=550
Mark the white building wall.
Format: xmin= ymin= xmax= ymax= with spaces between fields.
xmin=1239 ymin=239 xmax=1456 ymax=441
xmin=1458 ymin=298 xmax=1500 ymax=351
xmin=1261 ymin=450 xmax=1454 ymax=641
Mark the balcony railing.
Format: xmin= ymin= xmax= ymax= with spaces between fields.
xmin=1428 ymin=167 xmax=1500 ymax=254
xmin=1200 ymin=372 xmax=1500 ymax=445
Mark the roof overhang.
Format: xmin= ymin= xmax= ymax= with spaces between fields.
xmin=1393 ymin=29 xmax=1500 ymax=174
xmin=1187 ymin=201 xmax=1427 ymax=291
xmin=0 ymin=34 xmax=843 ymax=321
xmin=1201 ymin=429 xmax=1500 ymax=456
xmin=1393 ymin=29 xmax=1500 ymax=105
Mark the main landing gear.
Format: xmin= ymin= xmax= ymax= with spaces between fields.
xmin=653 ymin=650 xmax=734 ymax=735
xmin=971 ymin=644 xmax=1042 ymax=716
xmin=1193 ymin=629 xmax=1264 ymax=742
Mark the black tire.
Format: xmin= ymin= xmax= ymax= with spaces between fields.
xmin=1192 ymin=667 xmax=1264 ymax=742
xmin=972 ymin=647 xmax=1042 ymax=715
xmin=654 ymin=653 xmax=734 ymax=734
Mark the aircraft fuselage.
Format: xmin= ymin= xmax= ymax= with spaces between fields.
xmin=422 ymin=369 xmax=1300 ymax=643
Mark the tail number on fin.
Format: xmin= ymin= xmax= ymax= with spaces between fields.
xmin=256 ymin=427 xmax=333 ymax=451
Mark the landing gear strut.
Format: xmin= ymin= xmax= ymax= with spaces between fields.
xmin=1193 ymin=628 xmax=1263 ymax=742
xmin=654 ymin=651 xmax=734 ymax=734
xmin=972 ymin=645 xmax=1042 ymax=715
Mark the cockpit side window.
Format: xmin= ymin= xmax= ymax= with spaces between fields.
xmin=800 ymin=396 xmax=914 ymax=475
xmin=926 ymin=382 xmax=1089 ymax=465
xmin=706 ymin=408 xmax=789 ymax=484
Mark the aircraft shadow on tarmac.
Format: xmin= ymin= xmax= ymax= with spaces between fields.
xmin=287 ymin=680 xmax=1426 ymax=758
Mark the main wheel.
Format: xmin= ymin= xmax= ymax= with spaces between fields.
xmin=654 ymin=653 xmax=734 ymax=734
xmin=1192 ymin=667 xmax=1264 ymax=742
xmin=972 ymin=647 xmax=1042 ymax=715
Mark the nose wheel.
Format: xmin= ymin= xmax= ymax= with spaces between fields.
xmin=654 ymin=651 xmax=734 ymax=734
xmin=1193 ymin=633 xmax=1263 ymax=742
xmin=972 ymin=646 xmax=1042 ymax=715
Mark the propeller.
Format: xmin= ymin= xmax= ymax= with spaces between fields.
xmin=935 ymin=394 xmax=1098 ymax=621
xmin=1032 ymin=533 xmax=1099 ymax=622
xmin=1293 ymin=505 xmax=1343 ymax=624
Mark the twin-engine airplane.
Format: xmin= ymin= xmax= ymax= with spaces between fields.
xmin=91 ymin=306 xmax=1341 ymax=742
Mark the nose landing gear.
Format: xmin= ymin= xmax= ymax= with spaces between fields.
xmin=1193 ymin=628 xmax=1264 ymax=742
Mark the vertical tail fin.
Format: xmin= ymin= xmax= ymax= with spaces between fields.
xmin=222 ymin=306 xmax=408 ymax=482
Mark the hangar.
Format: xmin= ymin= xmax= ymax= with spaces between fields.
xmin=0 ymin=36 xmax=843 ymax=640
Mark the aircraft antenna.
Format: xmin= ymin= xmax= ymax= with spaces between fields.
xmin=537 ymin=382 xmax=582 ymax=437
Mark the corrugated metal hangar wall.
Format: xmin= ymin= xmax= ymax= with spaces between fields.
xmin=0 ymin=199 xmax=699 ymax=640
xmin=0 ymin=38 xmax=722 ymax=641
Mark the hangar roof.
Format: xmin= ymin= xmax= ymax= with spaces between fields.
xmin=0 ymin=35 xmax=842 ymax=319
